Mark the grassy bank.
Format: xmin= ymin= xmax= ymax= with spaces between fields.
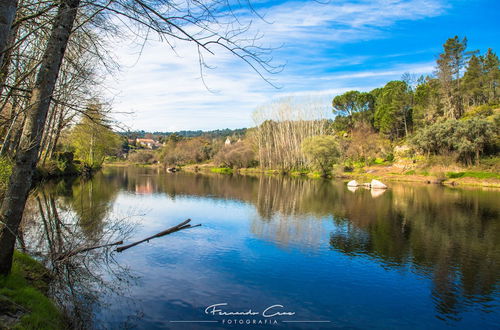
xmin=0 ymin=251 xmax=63 ymax=329
xmin=181 ymin=163 xmax=500 ymax=188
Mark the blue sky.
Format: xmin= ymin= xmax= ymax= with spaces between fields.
xmin=108 ymin=0 xmax=500 ymax=132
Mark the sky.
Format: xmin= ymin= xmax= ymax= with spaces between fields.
xmin=106 ymin=0 xmax=500 ymax=132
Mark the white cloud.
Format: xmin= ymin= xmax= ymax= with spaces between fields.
xmin=106 ymin=0 xmax=446 ymax=131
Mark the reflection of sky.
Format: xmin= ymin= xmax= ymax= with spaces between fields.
xmin=96 ymin=191 xmax=500 ymax=329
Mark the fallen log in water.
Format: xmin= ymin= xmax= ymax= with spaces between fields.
xmin=115 ymin=219 xmax=201 ymax=253
xmin=55 ymin=240 xmax=124 ymax=261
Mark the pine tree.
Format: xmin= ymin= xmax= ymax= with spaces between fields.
xmin=482 ymin=48 xmax=500 ymax=103
xmin=462 ymin=55 xmax=484 ymax=107
xmin=436 ymin=36 xmax=468 ymax=118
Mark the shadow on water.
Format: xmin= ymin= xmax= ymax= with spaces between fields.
xmin=19 ymin=166 xmax=500 ymax=328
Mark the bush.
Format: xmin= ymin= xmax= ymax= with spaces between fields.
xmin=214 ymin=141 xmax=257 ymax=169
xmin=411 ymin=118 xmax=497 ymax=165
xmin=54 ymin=151 xmax=78 ymax=175
xmin=343 ymin=122 xmax=391 ymax=165
xmin=161 ymin=137 xmax=216 ymax=166
xmin=128 ymin=150 xmax=156 ymax=164
xmin=301 ymin=135 xmax=340 ymax=176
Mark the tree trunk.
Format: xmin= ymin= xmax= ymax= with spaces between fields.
xmin=0 ymin=0 xmax=81 ymax=276
xmin=0 ymin=0 xmax=17 ymax=67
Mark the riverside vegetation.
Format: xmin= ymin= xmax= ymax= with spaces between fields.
xmin=0 ymin=0 xmax=279 ymax=325
xmin=119 ymin=37 xmax=499 ymax=186
xmin=0 ymin=16 xmax=498 ymax=327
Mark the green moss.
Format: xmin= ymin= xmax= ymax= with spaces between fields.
xmin=210 ymin=167 xmax=233 ymax=174
xmin=0 ymin=157 xmax=13 ymax=191
xmin=404 ymin=170 xmax=416 ymax=175
xmin=0 ymin=251 xmax=63 ymax=330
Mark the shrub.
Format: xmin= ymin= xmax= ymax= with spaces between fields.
xmin=214 ymin=141 xmax=257 ymax=169
xmin=301 ymin=135 xmax=340 ymax=176
xmin=161 ymin=137 xmax=216 ymax=166
xmin=344 ymin=122 xmax=391 ymax=165
xmin=128 ymin=150 xmax=156 ymax=164
xmin=411 ymin=118 xmax=497 ymax=165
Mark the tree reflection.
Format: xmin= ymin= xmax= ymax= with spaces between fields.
xmin=19 ymin=177 xmax=140 ymax=329
xmin=24 ymin=167 xmax=500 ymax=324
xmin=102 ymin=167 xmax=499 ymax=320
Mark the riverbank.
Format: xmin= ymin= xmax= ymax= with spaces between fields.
xmin=181 ymin=163 xmax=500 ymax=188
xmin=0 ymin=251 xmax=64 ymax=329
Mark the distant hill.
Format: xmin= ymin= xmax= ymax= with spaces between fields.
xmin=121 ymin=128 xmax=248 ymax=140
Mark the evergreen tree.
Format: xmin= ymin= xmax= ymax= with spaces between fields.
xmin=462 ymin=55 xmax=484 ymax=106
xmin=482 ymin=48 xmax=500 ymax=103
xmin=332 ymin=91 xmax=374 ymax=129
xmin=436 ymin=36 xmax=468 ymax=118
xmin=374 ymin=81 xmax=412 ymax=139
xmin=413 ymin=77 xmax=442 ymax=128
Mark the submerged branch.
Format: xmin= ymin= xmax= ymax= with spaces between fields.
xmin=55 ymin=240 xmax=124 ymax=261
xmin=115 ymin=219 xmax=201 ymax=252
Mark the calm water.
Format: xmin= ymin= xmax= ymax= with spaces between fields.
xmin=23 ymin=166 xmax=500 ymax=329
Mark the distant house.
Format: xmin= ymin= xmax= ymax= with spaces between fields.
xmin=224 ymin=137 xmax=231 ymax=146
xmin=136 ymin=138 xmax=161 ymax=149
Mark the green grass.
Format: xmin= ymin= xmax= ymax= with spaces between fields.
xmin=446 ymin=171 xmax=500 ymax=179
xmin=0 ymin=251 xmax=63 ymax=330
xmin=404 ymin=170 xmax=416 ymax=175
xmin=210 ymin=167 xmax=233 ymax=174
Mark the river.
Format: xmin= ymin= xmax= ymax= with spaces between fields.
xmin=21 ymin=166 xmax=500 ymax=329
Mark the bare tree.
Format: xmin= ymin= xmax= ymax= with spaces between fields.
xmin=0 ymin=0 xmax=81 ymax=275
xmin=0 ymin=0 xmax=279 ymax=275
xmin=0 ymin=0 xmax=18 ymax=66
xmin=253 ymin=97 xmax=330 ymax=172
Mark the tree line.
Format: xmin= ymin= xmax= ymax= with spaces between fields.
xmin=331 ymin=36 xmax=499 ymax=166
xmin=136 ymin=36 xmax=498 ymax=175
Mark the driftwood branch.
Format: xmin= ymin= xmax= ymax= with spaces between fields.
xmin=115 ymin=219 xmax=201 ymax=253
xmin=55 ymin=240 xmax=124 ymax=261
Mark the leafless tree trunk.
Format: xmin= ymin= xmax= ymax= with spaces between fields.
xmin=0 ymin=0 xmax=18 ymax=67
xmin=0 ymin=0 xmax=80 ymax=275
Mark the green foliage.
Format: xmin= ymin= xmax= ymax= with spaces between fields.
xmin=69 ymin=112 xmax=122 ymax=167
xmin=413 ymin=78 xmax=443 ymax=127
xmin=301 ymin=135 xmax=340 ymax=176
xmin=332 ymin=91 xmax=374 ymax=117
xmin=374 ymin=80 xmax=412 ymax=139
xmin=461 ymin=104 xmax=495 ymax=120
xmin=385 ymin=153 xmax=395 ymax=162
xmin=436 ymin=36 xmax=469 ymax=118
xmin=332 ymin=91 xmax=374 ymax=130
xmin=0 ymin=251 xmax=63 ymax=329
xmin=412 ymin=118 xmax=496 ymax=165
xmin=0 ymin=157 xmax=13 ymax=191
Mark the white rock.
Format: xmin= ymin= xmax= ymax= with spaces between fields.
xmin=371 ymin=179 xmax=387 ymax=189
xmin=347 ymin=180 xmax=359 ymax=187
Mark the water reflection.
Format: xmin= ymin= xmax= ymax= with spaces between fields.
xmin=20 ymin=176 xmax=139 ymax=329
xmin=20 ymin=166 xmax=500 ymax=328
